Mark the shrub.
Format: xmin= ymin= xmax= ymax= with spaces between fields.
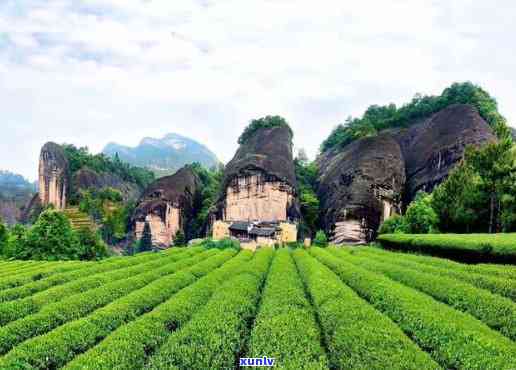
xmin=378 ymin=214 xmax=407 ymax=234
xmin=0 ymin=219 xmax=7 ymax=254
xmin=173 ymin=230 xmax=186 ymax=247
xmin=310 ymin=248 xmax=516 ymax=369
xmin=403 ymin=192 xmax=439 ymax=234
xmin=138 ymin=222 xmax=153 ymax=252
xmin=313 ymin=230 xmax=328 ymax=247
xmin=200 ymin=237 xmax=240 ymax=250
xmin=76 ymin=227 xmax=109 ymax=260
xmin=292 ymin=249 xmax=438 ymax=369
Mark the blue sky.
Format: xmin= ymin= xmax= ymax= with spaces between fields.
xmin=1 ymin=0 xmax=516 ymax=180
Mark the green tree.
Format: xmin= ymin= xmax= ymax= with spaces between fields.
xmin=294 ymin=155 xmax=320 ymax=238
xmin=313 ymin=230 xmax=328 ymax=247
xmin=431 ymin=163 xmax=488 ymax=233
xmin=3 ymin=224 xmax=27 ymax=258
xmin=404 ymin=192 xmax=439 ymax=234
xmin=139 ymin=221 xmax=153 ymax=252
xmin=465 ymin=138 xmax=516 ymax=233
xmin=173 ymin=230 xmax=186 ymax=247
xmin=22 ymin=209 xmax=81 ymax=260
xmin=0 ymin=218 xmax=7 ymax=254
xmin=238 ymin=115 xmax=293 ymax=144
xmin=76 ymin=227 xmax=109 ymax=260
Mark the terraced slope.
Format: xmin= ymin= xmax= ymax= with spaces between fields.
xmin=63 ymin=207 xmax=96 ymax=231
xmin=0 ymin=246 xmax=515 ymax=369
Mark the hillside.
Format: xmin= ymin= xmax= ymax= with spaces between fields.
xmin=0 ymin=171 xmax=36 ymax=225
xmin=103 ymin=133 xmax=220 ymax=177
xmin=0 ymin=246 xmax=514 ymax=369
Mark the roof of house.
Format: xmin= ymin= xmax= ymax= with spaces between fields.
xmin=229 ymin=222 xmax=250 ymax=232
xmin=249 ymin=227 xmax=276 ymax=237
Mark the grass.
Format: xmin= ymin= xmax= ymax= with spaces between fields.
xmin=0 ymin=244 xmax=515 ymax=369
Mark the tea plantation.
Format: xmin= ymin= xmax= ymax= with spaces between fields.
xmin=0 ymin=245 xmax=515 ymax=369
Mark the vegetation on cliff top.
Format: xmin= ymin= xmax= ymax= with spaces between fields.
xmin=238 ymin=115 xmax=293 ymax=145
xmin=321 ymin=82 xmax=509 ymax=152
xmin=62 ymin=144 xmax=155 ymax=189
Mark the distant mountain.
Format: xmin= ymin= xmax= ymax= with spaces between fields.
xmin=0 ymin=170 xmax=36 ymax=225
xmin=103 ymin=133 xmax=220 ymax=177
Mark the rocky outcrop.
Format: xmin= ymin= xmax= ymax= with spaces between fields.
xmin=72 ymin=168 xmax=140 ymax=201
xmin=318 ymin=134 xmax=405 ymax=244
xmin=132 ymin=166 xmax=200 ymax=247
xmin=214 ymin=125 xmax=300 ymax=223
xmin=394 ymin=104 xmax=496 ymax=202
xmin=38 ymin=142 xmax=69 ymax=210
xmin=318 ymin=104 xmax=495 ymax=244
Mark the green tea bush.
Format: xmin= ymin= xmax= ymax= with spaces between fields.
xmin=0 ymin=250 xmax=217 ymax=355
xmin=293 ymin=249 xmax=439 ymax=369
xmin=355 ymin=247 xmax=516 ymax=301
xmin=332 ymin=248 xmax=516 ymax=340
xmin=0 ymin=250 xmax=234 ymax=369
xmin=378 ymin=233 xmax=516 ymax=263
xmin=0 ymin=248 xmax=200 ymax=325
xmin=248 ymin=249 xmax=329 ymax=369
xmin=311 ymin=248 xmax=516 ymax=369
xmin=65 ymin=250 xmax=252 ymax=370
xmin=146 ymin=248 xmax=273 ymax=369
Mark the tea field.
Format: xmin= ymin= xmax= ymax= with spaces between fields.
xmin=0 ymin=245 xmax=515 ymax=369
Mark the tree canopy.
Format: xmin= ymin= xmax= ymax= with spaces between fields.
xmin=321 ymin=82 xmax=509 ymax=152
xmin=238 ymin=115 xmax=293 ymax=145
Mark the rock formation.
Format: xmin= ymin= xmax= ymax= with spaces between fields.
xmin=318 ymin=134 xmax=405 ymax=244
xmin=211 ymin=124 xmax=300 ymax=248
xmin=394 ymin=104 xmax=497 ymax=202
xmin=38 ymin=142 xmax=70 ymax=210
xmin=214 ymin=124 xmax=300 ymax=223
xmin=318 ymin=104 xmax=495 ymax=244
xmin=132 ymin=166 xmax=200 ymax=247
xmin=72 ymin=168 xmax=140 ymax=201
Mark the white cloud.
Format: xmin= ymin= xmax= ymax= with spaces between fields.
xmin=1 ymin=0 xmax=516 ymax=180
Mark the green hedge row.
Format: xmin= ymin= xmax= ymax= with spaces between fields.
xmin=0 ymin=249 xmax=236 ymax=369
xmin=0 ymin=261 xmax=58 ymax=278
xmin=247 ymin=249 xmax=329 ymax=370
xmin=311 ymin=248 xmax=516 ymax=369
xmin=0 ymin=260 xmax=94 ymax=291
xmin=0 ymin=249 xmax=176 ymax=302
xmin=367 ymin=246 xmax=516 ymax=281
xmin=293 ymin=249 xmax=439 ymax=369
xmin=146 ymin=248 xmax=274 ymax=369
xmin=378 ymin=233 xmax=516 ymax=263
xmin=64 ymin=250 xmax=255 ymax=370
xmin=0 ymin=249 xmax=217 ymax=355
xmin=360 ymin=247 xmax=516 ymax=302
xmin=0 ymin=250 xmax=167 ymax=293
xmin=333 ymin=248 xmax=516 ymax=341
xmin=0 ymin=247 xmax=201 ymax=325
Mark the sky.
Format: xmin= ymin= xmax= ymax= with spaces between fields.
xmin=1 ymin=0 xmax=516 ymax=180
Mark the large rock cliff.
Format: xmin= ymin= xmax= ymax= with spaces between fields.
xmin=318 ymin=104 xmax=495 ymax=244
xmin=214 ymin=125 xmax=300 ymax=223
xmin=38 ymin=142 xmax=70 ymax=210
xmin=132 ymin=166 xmax=200 ymax=247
